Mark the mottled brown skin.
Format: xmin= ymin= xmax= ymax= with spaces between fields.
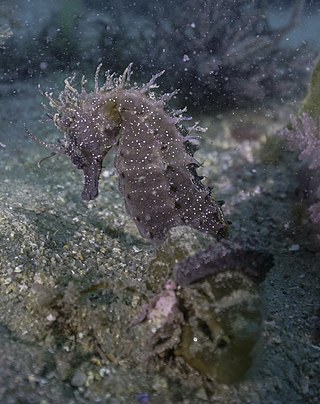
xmin=110 ymin=90 xmax=226 ymax=241
xmin=32 ymin=66 xmax=227 ymax=242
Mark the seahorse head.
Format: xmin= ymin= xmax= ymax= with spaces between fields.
xmin=46 ymin=78 xmax=121 ymax=201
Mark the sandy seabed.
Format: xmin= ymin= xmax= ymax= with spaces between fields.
xmin=0 ymin=76 xmax=319 ymax=403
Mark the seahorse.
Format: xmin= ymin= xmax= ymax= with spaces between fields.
xmin=29 ymin=65 xmax=227 ymax=242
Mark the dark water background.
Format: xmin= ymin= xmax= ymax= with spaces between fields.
xmin=0 ymin=1 xmax=320 ymax=403
xmin=1 ymin=0 xmax=319 ymax=110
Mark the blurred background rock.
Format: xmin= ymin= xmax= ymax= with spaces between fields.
xmin=0 ymin=0 xmax=319 ymax=111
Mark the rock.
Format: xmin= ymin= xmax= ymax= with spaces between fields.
xmin=70 ymin=371 xmax=87 ymax=387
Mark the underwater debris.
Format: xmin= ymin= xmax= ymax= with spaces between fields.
xmin=136 ymin=237 xmax=273 ymax=384
xmin=30 ymin=65 xmax=227 ymax=242
xmin=173 ymin=239 xmax=273 ymax=383
xmin=0 ymin=26 xmax=12 ymax=48
xmin=175 ymin=270 xmax=264 ymax=384
xmin=173 ymin=238 xmax=274 ymax=285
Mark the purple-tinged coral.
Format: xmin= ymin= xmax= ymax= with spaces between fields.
xmin=30 ymin=66 xmax=227 ymax=242
xmin=280 ymin=113 xmax=320 ymax=169
xmin=309 ymin=202 xmax=320 ymax=225
xmin=279 ymin=113 xmax=320 ymax=224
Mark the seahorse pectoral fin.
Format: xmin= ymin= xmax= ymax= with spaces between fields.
xmin=81 ymin=160 xmax=102 ymax=201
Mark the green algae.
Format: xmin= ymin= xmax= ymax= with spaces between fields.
xmin=301 ymin=56 xmax=320 ymax=118
xmin=175 ymin=271 xmax=263 ymax=384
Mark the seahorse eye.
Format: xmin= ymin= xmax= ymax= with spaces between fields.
xmin=101 ymin=101 xmax=122 ymax=125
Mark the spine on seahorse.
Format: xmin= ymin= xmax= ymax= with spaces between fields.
xmin=31 ymin=65 xmax=228 ymax=242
